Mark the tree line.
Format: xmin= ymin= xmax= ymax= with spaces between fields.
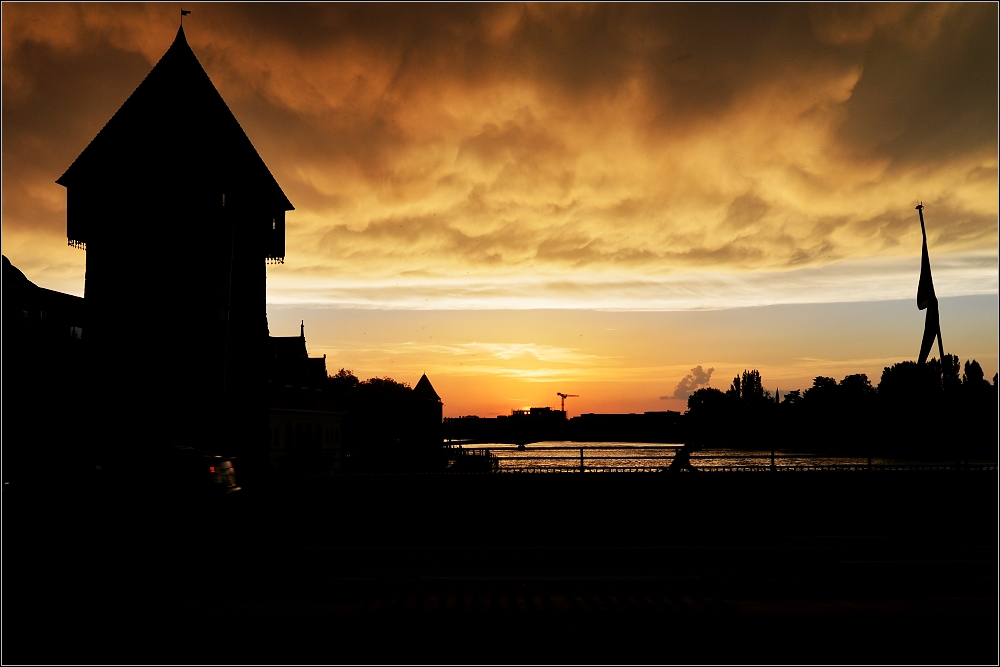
xmin=686 ymin=357 xmax=997 ymax=458
xmin=326 ymin=369 xmax=444 ymax=472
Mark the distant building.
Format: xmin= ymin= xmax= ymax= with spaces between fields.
xmin=445 ymin=406 xmax=567 ymax=444
xmin=269 ymin=320 xmax=329 ymax=389
xmin=2 ymin=256 xmax=86 ymax=349
xmin=55 ymin=27 xmax=293 ymax=479
xmin=2 ymin=257 xmax=88 ymax=479
xmin=267 ymin=322 xmax=343 ymax=475
xmin=444 ymin=407 xmax=686 ymax=444
xmin=502 ymin=407 xmax=567 ymax=442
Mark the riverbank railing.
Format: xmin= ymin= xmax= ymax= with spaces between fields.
xmin=479 ymin=445 xmax=997 ymax=473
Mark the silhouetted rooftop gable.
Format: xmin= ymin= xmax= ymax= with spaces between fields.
xmin=413 ymin=374 xmax=441 ymax=402
xmin=270 ymin=335 xmax=308 ymax=360
xmin=3 ymin=255 xmax=85 ymax=328
xmin=268 ymin=331 xmax=327 ymax=389
xmin=56 ymin=27 xmax=292 ymax=213
xmin=3 ymin=255 xmax=28 ymax=289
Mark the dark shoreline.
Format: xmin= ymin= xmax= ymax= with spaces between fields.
xmin=4 ymin=470 xmax=996 ymax=664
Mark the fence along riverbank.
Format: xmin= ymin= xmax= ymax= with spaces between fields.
xmin=446 ymin=443 xmax=997 ymax=473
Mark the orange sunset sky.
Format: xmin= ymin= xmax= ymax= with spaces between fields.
xmin=2 ymin=3 xmax=997 ymax=417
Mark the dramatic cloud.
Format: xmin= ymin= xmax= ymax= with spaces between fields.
xmin=664 ymin=365 xmax=715 ymax=400
xmin=2 ymin=3 xmax=997 ymax=307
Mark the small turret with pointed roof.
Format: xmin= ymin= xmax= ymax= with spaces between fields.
xmin=413 ymin=373 xmax=441 ymax=402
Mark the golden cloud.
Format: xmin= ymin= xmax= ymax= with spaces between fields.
xmin=2 ymin=3 xmax=996 ymax=307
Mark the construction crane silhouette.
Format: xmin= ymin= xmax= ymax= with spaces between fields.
xmin=556 ymin=392 xmax=579 ymax=412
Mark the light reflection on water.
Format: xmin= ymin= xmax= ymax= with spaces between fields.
xmin=463 ymin=442 xmax=971 ymax=471
xmin=480 ymin=442 xmax=680 ymax=470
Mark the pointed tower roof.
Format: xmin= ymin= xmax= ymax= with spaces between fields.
xmin=56 ymin=27 xmax=292 ymax=213
xmin=413 ymin=374 xmax=441 ymax=402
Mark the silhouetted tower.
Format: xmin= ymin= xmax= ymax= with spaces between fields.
xmin=413 ymin=374 xmax=444 ymax=448
xmin=56 ymin=26 xmax=293 ymax=478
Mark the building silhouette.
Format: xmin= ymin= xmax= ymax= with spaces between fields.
xmin=267 ymin=322 xmax=343 ymax=475
xmin=444 ymin=407 xmax=685 ymax=445
xmin=2 ymin=256 xmax=88 ymax=480
xmin=413 ymin=373 xmax=444 ymax=448
xmin=55 ymin=26 xmax=293 ymax=479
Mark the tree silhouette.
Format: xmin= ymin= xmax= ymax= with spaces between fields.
xmin=686 ymin=359 xmax=995 ymax=458
xmin=727 ymin=369 xmax=772 ymax=407
xmin=839 ymin=374 xmax=876 ymax=401
xmin=325 ymin=371 xmax=448 ymax=472
xmin=688 ymin=387 xmax=728 ymax=414
xmin=686 ymin=387 xmax=730 ymax=446
xmin=962 ymin=360 xmax=986 ymax=386
xmin=803 ymin=376 xmax=837 ymax=404
xmin=780 ymin=389 xmax=802 ymax=405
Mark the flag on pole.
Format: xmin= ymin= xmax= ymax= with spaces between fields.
xmin=915 ymin=204 xmax=944 ymax=364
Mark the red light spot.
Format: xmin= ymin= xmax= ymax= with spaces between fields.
xmin=209 ymin=466 xmax=216 ymax=473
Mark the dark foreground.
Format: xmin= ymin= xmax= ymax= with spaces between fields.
xmin=4 ymin=471 xmax=997 ymax=665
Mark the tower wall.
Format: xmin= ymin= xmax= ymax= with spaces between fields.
xmin=78 ymin=183 xmax=272 ymax=478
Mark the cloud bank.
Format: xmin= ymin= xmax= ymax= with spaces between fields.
xmin=3 ymin=3 xmax=997 ymax=306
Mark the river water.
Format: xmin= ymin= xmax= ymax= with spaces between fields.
xmin=459 ymin=441 xmax=976 ymax=471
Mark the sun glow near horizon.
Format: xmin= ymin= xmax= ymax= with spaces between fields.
xmin=267 ymin=298 xmax=999 ymax=418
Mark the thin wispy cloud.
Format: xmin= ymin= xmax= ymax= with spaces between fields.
xmin=261 ymin=251 xmax=997 ymax=310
